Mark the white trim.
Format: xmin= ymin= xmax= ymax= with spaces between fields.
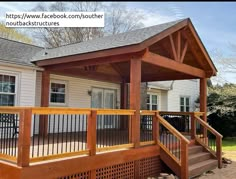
xmin=147 ymin=92 xmax=160 ymax=110
xmin=180 ymin=96 xmax=191 ymax=112
xmin=49 ymin=79 xmax=68 ymax=106
xmin=0 ymin=70 xmax=20 ymax=106
xmin=0 ymin=60 xmax=43 ymax=71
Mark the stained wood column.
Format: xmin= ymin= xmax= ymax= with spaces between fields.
xmin=120 ymin=80 xmax=128 ymax=109
xmin=40 ymin=70 xmax=50 ymax=137
xmin=130 ymin=58 xmax=141 ymax=148
xmin=200 ymin=78 xmax=207 ymax=137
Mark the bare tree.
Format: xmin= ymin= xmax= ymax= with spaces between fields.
xmin=31 ymin=2 xmax=144 ymax=48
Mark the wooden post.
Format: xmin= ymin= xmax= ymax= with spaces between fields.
xmin=216 ymin=136 xmax=222 ymax=168
xmin=191 ymin=113 xmax=196 ymax=140
xmin=180 ymin=141 xmax=189 ymax=179
xmin=87 ymin=110 xmax=97 ymax=156
xmin=120 ymin=80 xmax=128 ymax=109
xmin=120 ymin=80 xmax=128 ymax=130
xmin=200 ymin=78 xmax=207 ymax=138
xmin=87 ymin=110 xmax=97 ymax=179
xmin=130 ymin=57 xmax=141 ymax=179
xmin=40 ymin=71 xmax=50 ymax=137
xmin=153 ymin=112 xmax=159 ymax=144
xmin=130 ymin=58 xmax=141 ymax=148
xmin=17 ymin=108 xmax=32 ymax=167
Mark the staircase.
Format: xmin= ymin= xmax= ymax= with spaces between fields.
xmin=157 ymin=112 xmax=222 ymax=179
xmin=188 ymin=144 xmax=218 ymax=178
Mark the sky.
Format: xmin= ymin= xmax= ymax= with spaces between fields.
xmin=0 ymin=1 xmax=236 ymax=84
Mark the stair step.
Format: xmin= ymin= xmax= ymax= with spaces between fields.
xmin=188 ymin=145 xmax=203 ymax=155
xmin=189 ymin=152 xmax=212 ymax=165
xmin=189 ymin=159 xmax=218 ymax=178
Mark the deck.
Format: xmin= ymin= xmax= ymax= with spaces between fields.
xmin=0 ymin=107 xmax=222 ymax=179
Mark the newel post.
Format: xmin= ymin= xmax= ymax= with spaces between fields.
xmin=87 ymin=110 xmax=97 ymax=179
xmin=191 ymin=112 xmax=196 ymax=139
xmin=17 ymin=108 xmax=32 ymax=167
xmin=153 ymin=112 xmax=159 ymax=144
xmin=200 ymin=78 xmax=207 ymax=138
xmin=180 ymin=141 xmax=189 ymax=179
xmin=216 ymin=136 xmax=222 ymax=168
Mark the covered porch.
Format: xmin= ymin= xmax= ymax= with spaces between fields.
xmin=0 ymin=18 xmax=222 ymax=179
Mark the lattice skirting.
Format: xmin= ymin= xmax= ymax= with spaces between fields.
xmin=57 ymin=156 xmax=161 ymax=179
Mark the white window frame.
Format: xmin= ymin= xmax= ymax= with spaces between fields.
xmin=49 ymin=79 xmax=68 ymax=106
xmin=147 ymin=93 xmax=159 ymax=110
xmin=180 ymin=96 xmax=191 ymax=112
xmin=0 ymin=71 xmax=19 ymax=106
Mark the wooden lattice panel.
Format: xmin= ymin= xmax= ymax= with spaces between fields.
xmin=96 ymin=161 xmax=135 ymax=179
xmin=57 ymin=171 xmax=90 ymax=179
xmin=139 ymin=156 xmax=161 ymax=178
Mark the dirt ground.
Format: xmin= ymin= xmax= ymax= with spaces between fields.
xmin=198 ymin=151 xmax=236 ymax=179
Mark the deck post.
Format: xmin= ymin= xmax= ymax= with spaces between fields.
xmin=200 ymin=78 xmax=207 ymax=138
xmin=40 ymin=70 xmax=50 ymax=137
xmin=191 ymin=113 xmax=196 ymax=139
xmin=180 ymin=141 xmax=189 ymax=179
xmin=87 ymin=110 xmax=97 ymax=156
xmin=130 ymin=57 xmax=141 ymax=148
xmin=216 ymin=136 xmax=222 ymax=168
xmin=120 ymin=80 xmax=128 ymax=130
xmin=87 ymin=110 xmax=97 ymax=178
xmin=17 ymin=108 xmax=32 ymax=167
xmin=153 ymin=112 xmax=159 ymax=144
xmin=130 ymin=57 xmax=141 ymax=179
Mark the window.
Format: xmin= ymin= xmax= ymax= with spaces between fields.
xmin=180 ymin=96 xmax=190 ymax=112
xmin=147 ymin=94 xmax=158 ymax=110
xmin=0 ymin=74 xmax=16 ymax=106
xmin=50 ymin=81 xmax=66 ymax=104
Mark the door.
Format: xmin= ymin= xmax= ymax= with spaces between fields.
xmin=91 ymin=88 xmax=116 ymax=128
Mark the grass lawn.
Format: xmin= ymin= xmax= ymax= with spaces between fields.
xmin=222 ymin=138 xmax=236 ymax=151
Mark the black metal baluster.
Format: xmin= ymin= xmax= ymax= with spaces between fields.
xmin=74 ymin=114 xmax=77 ymax=152
xmin=37 ymin=115 xmax=40 ymax=157
xmin=61 ymin=114 xmax=64 ymax=154
xmin=47 ymin=115 xmax=51 ymax=155
xmin=32 ymin=115 xmax=36 ymax=158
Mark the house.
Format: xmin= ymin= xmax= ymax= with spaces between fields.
xmin=0 ymin=18 xmax=222 ymax=179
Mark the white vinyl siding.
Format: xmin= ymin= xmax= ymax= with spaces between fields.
xmin=167 ymin=80 xmax=199 ymax=112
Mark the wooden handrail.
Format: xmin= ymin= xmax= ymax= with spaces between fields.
xmin=194 ymin=116 xmax=223 ymax=138
xmin=157 ymin=115 xmax=190 ymax=144
xmin=140 ymin=110 xmax=158 ymax=115
xmin=159 ymin=111 xmax=192 ymax=115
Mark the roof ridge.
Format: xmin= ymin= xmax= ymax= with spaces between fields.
xmin=0 ymin=37 xmax=43 ymax=49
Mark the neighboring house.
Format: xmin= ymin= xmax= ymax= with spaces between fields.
xmin=0 ymin=37 xmax=199 ymax=113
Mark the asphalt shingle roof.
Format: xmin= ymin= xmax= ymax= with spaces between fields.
xmin=0 ymin=37 xmax=43 ymax=66
xmin=31 ymin=18 xmax=186 ymax=62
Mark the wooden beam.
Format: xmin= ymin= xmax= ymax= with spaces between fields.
xmin=40 ymin=71 xmax=50 ymax=137
xmin=53 ymin=68 xmax=122 ymax=83
xmin=110 ymin=63 xmax=124 ymax=77
xmin=143 ymin=51 xmax=206 ymax=78
xmin=180 ymin=40 xmax=188 ymax=63
xmin=130 ymin=58 xmax=141 ymax=148
xmin=177 ymin=31 xmax=181 ymax=62
xmin=169 ymin=35 xmax=178 ymax=61
xmin=45 ymin=53 xmax=135 ymax=71
xmin=187 ymin=20 xmax=217 ymax=74
xmin=141 ymin=73 xmax=196 ymax=82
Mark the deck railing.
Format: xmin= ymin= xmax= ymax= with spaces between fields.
xmin=0 ymin=107 xmax=136 ymax=166
xmin=157 ymin=114 xmax=190 ymax=178
xmin=159 ymin=111 xmax=192 ymax=135
xmin=193 ymin=112 xmax=223 ymax=168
